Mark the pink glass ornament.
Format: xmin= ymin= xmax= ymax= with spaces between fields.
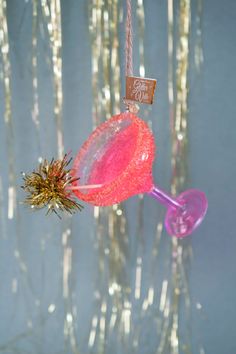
xmin=71 ymin=112 xmax=207 ymax=237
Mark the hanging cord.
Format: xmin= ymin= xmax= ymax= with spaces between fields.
xmin=125 ymin=0 xmax=133 ymax=77
xmin=124 ymin=0 xmax=140 ymax=113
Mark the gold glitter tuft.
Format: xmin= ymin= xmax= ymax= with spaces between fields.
xmin=21 ymin=154 xmax=83 ymax=217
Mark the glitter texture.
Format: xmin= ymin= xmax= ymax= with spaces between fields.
xmin=71 ymin=112 xmax=155 ymax=206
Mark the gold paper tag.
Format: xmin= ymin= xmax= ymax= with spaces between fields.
xmin=126 ymin=76 xmax=157 ymax=104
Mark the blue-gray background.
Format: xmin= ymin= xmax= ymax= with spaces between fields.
xmin=0 ymin=0 xmax=235 ymax=353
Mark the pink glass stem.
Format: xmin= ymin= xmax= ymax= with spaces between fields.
xmin=149 ymin=186 xmax=184 ymax=210
xmin=149 ymin=186 xmax=207 ymax=237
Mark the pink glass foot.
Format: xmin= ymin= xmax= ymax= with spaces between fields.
xmin=149 ymin=187 xmax=208 ymax=238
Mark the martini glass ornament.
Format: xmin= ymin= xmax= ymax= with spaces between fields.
xmin=71 ymin=112 xmax=207 ymax=238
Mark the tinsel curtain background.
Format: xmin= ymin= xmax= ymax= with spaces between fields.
xmin=0 ymin=1 xmax=235 ymax=354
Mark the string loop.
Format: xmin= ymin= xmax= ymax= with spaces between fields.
xmin=125 ymin=0 xmax=133 ymax=77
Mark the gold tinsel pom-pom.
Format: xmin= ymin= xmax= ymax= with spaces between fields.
xmin=21 ymin=154 xmax=83 ymax=218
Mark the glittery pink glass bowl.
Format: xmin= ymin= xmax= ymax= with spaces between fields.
xmin=71 ymin=112 xmax=208 ymax=237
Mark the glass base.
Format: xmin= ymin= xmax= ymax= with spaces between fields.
xmin=165 ymin=189 xmax=208 ymax=238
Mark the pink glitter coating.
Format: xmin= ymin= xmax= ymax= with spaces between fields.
xmin=71 ymin=112 xmax=155 ymax=206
